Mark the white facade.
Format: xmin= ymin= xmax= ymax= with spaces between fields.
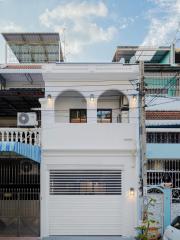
xmin=40 ymin=63 xmax=140 ymax=238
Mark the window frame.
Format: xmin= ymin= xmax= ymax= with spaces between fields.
xmin=97 ymin=108 xmax=112 ymax=123
xmin=69 ymin=109 xmax=87 ymax=123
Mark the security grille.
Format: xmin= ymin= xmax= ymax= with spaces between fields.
xmin=147 ymin=132 xmax=180 ymax=143
xmin=147 ymin=159 xmax=180 ymax=203
xmin=0 ymin=157 xmax=40 ymax=237
xmin=49 ymin=170 xmax=122 ymax=195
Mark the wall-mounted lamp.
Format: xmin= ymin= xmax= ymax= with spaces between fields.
xmin=90 ymin=94 xmax=94 ymax=102
xmin=131 ymin=94 xmax=137 ymax=108
xmin=132 ymin=94 xmax=137 ymax=100
xmin=47 ymin=94 xmax=52 ymax=100
xmin=129 ymin=187 xmax=135 ymax=196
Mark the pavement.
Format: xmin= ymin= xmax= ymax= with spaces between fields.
xmin=0 ymin=237 xmax=135 ymax=240
xmin=0 ymin=238 xmax=40 ymax=240
xmin=42 ymin=237 xmax=135 ymax=240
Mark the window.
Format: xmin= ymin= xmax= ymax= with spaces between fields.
xmin=49 ymin=170 xmax=122 ymax=195
xmin=147 ymin=132 xmax=180 ymax=143
xmin=97 ymin=109 xmax=112 ymax=123
xmin=70 ymin=109 xmax=87 ymax=123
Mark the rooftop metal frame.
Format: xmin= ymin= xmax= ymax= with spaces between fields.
xmin=2 ymin=32 xmax=64 ymax=64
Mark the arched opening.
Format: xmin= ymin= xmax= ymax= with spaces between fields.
xmin=97 ymin=90 xmax=129 ymax=123
xmin=55 ymin=90 xmax=87 ymax=123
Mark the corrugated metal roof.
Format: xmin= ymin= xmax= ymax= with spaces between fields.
xmin=2 ymin=33 xmax=63 ymax=63
xmin=112 ymin=46 xmax=170 ymax=63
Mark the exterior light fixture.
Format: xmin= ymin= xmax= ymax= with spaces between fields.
xmin=129 ymin=187 xmax=135 ymax=196
xmin=131 ymin=95 xmax=137 ymax=108
xmin=90 ymin=94 xmax=94 ymax=102
xmin=47 ymin=94 xmax=52 ymax=100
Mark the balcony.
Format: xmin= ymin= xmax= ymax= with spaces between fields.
xmin=42 ymin=123 xmax=137 ymax=152
xmin=0 ymin=128 xmax=41 ymax=162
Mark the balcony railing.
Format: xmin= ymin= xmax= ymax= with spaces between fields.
xmin=0 ymin=128 xmax=41 ymax=146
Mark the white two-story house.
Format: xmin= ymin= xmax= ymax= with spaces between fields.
xmin=40 ymin=63 xmax=140 ymax=239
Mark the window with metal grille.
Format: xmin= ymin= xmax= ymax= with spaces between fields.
xmin=147 ymin=159 xmax=180 ymax=188
xmin=147 ymin=159 xmax=180 ymax=203
xmin=147 ymin=132 xmax=180 ymax=143
xmin=49 ymin=170 xmax=122 ymax=195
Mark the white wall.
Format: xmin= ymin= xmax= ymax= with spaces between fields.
xmin=42 ymin=123 xmax=136 ymax=151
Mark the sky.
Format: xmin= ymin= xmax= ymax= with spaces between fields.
xmin=0 ymin=0 xmax=179 ymax=63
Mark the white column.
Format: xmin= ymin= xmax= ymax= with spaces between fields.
xmin=87 ymin=95 xmax=97 ymax=123
xmin=39 ymin=97 xmax=55 ymax=128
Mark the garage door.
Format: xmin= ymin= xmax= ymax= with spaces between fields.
xmin=48 ymin=169 xmax=124 ymax=235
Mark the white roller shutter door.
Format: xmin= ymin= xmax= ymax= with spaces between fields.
xmin=48 ymin=169 xmax=124 ymax=235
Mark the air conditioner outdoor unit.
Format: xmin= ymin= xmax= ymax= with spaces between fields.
xmin=120 ymin=96 xmax=129 ymax=107
xmin=17 ymin=112 xmax=37 ymax=127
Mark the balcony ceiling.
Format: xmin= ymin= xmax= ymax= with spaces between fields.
xmin=0 ymin=88 xmax=44 ymax=116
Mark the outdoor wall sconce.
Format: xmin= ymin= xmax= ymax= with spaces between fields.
xmin=47 ymin=94 xmax=52 ymax=100
xmin=129 ymin=187 xmax=135 ymax=196
xmin=131 ymin=94 xmax=137 ymax=108
xmin=90 ymin=94 xmax=94 ymax=102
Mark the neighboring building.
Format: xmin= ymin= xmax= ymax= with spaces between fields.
xmin=0 ymin=33 xmax=140 ymax=239
xmin=0 ymin=33 xmax=59 ymax=237
xmin=113 ymin=46 xmax=180 ymax=232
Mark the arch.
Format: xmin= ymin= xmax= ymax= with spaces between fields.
xmin=97 ymin=89 xmax=129 ymax=123
xmin=54 ymin=90 xmax=87 ymax=123
xmin=147 ymin=186 xmax=164 ymax=194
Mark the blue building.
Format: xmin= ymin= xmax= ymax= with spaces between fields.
xmin=113 ymin=45 xmax=180 ymax=232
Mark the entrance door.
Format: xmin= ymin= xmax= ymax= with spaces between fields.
xmin=0 ymin=157 xmax=40 ymax=237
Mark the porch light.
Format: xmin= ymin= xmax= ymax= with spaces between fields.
xmin=47 ymin=94 xmax=52 ymax=100
xmin=131 ymin=94 xmax=137 ymax=108
xmin=90 ymin=94 xmax=94 ymax=102
xmin=129 ymin=187 xmax=135 ymax=196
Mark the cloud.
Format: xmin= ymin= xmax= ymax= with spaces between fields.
xmin=39 ymin=1 xmax=117 ymax=59
xmin=40 ymin=1 xmax=108 ymax=27
xmin=118 ymin=16 xmax=138 ymax=30
xmin=142 ymin=0 xmax=180 ymax=46
xmin=0 ymin=21 xmax=24 ymax=32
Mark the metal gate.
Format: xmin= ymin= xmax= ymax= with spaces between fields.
xmin=0 ymin=156 xmax=40 ymax=237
